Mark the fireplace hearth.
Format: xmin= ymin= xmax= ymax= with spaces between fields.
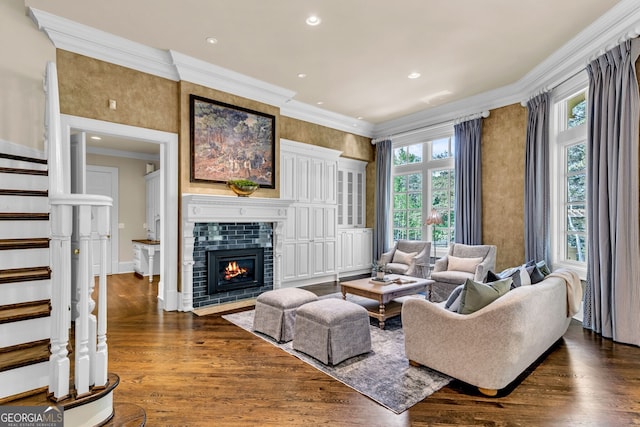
xmin=207 ymin=248 xmax=264 ymax=294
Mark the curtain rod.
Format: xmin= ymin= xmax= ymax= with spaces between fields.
xmin=371 ymin=110 xmax=490 ymax=145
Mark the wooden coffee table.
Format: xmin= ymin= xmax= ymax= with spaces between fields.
xmin=340 ymin=275 xmax=434 ymax=329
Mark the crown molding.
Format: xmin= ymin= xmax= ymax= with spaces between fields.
xmin=28 ymin=8 xmax=179 ymax=81
xmin=373 ymin=0 xmax=640 ymax=139
xmin=280 ymin=100 xmax=374 ymax=137
xmin=169 ymin=50 xmax=295 ymax=107
xmin=27 ymin=7 xmax=370 ymax=137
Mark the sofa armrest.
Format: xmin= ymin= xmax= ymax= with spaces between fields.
xmin=473 ymin=246 xmax=497 ymax=281
xmin=405 ymin=243 xmax=431 ymax=276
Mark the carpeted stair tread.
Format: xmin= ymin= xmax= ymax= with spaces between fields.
xmin=0 ymin=266 xmax=51 ymax=284
xmin=0 ymin=299 xmax=51 ymax=324
xmin=0 ymin=238 xmax=50 ymax=250
xmin=0 ymin=339 xmax=50 ymax=372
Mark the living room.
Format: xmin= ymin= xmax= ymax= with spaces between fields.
xmin=2 ymin=0 xmax=640 ymax=425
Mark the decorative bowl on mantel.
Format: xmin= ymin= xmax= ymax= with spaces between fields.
xmin=226 ymin=180 xmax=259 ymax=197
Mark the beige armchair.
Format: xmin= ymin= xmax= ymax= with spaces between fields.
xmin=378 ymin=240 xmax=431 ymax=278
xmin=429 ymin=243 xmax=497 ymax=302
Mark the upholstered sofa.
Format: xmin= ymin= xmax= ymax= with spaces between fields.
xmin=378 ymin=240 xmax=431 ymax=278
xmin=429 ymin=243 xmax=497 ymax=302
xmin=402 ymin=274 xmax=575 ymax=396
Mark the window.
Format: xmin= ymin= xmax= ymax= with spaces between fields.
xmin=550 ymin=76 xmax=588 ymax=277
xmin=391 ymin=134 xmax=455 ymax=254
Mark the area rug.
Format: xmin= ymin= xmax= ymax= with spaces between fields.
xmin=222 ymin=296 xmax=451 ymax=414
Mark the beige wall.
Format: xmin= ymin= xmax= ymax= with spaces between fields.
xmin=57 ymin=50 xmax=179 ymax=134
xmin=86 ymin=153 xmax=160 ymax=265
xmin=0 ymin=0 xmax=55 ymax=150
xmin=482 ymin=103 xmax=528 ymax=271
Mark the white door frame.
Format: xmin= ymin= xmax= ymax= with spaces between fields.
xmin=87 ymin=165 xmax=119 ymax=275
xmin=60 ymin=115 xmax=179 ymax=311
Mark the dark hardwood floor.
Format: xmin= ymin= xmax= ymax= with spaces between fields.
xmin=101 ymin=274 xmax=639 ymax=426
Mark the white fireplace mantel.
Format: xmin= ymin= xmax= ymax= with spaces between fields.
xmin=183 ymin=194 xmax=292 ymax=223
xmin=180 ymin=194 xmax=293 ymax=311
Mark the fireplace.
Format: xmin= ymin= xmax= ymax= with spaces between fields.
xmin=207 ymin=248 xmax=264 ymax=294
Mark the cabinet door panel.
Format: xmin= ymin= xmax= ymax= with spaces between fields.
xmin=296 ymin=206 xmax=311 ymax=240
xmin=281 ymin=153 xmax=296 ymax=200
xmin=296 ymin=157 xmax=311 ymax=202
xmin=353 ymin=231 xmax=364 ymax=268
xmin=325 ymin=161 xmax=337 ymax=204
xmin=311 ymin=207 xmax=324 ymax=240
xmin=297 ymin=242 xmax=311 ymax=278
xmin=325 ymin=207 xmax=336 ymax=239
xmin=325 ymin=240 xmax=336 ymax=273
xmin=284 ymin=207 xmax=296 ymax=240
xmin=311 ymin=158 xmax=324 ymax=203
xmin=312 ymin=241 xmax=325 ymax=275
xmin=342 ymin=231 xmax=354 ymax=270
xmin=282 ymin=243 xmax=297 ymax=280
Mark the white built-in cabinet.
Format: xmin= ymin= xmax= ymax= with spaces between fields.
xmin=337 ymin=228 xmax=373 ymax=275
xmin=280 ymin=139 xmax=340 ymax=286
xmin=337 ymin=158 xmax=366 ymax=228
xmin=336 ymin=158 xmax=372 ymax=275
xmin=145 ymin=170 xmax=161 ymax=240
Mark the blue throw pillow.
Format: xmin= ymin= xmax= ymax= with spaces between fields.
xmin=444 ymin=284 xmax=465 ymax=312
xmin=526 ymin=265 xmax=545 ymax=284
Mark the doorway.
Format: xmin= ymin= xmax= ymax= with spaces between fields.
xmin=86 ymin=165 xmax=119 ymax=275
xmin=60 ymin=115 xmax=179 ymax=311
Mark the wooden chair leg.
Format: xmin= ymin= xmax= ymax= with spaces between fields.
xmin=478 ymin=387 xmax=498 ymax=397
xmin=408 ymin=360 xmax=421 ymax=367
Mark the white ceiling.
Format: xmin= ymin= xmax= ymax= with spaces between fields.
xmin=25 ymin=0 xmax=621 ymax=128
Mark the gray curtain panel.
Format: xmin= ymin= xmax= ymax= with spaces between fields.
xmin=374 ymin=139 xmax=392 ymax=260
xmin=583 ymin=38 xmax=640 ymax=346
xmin=524 ymin=93 xmax=550 ymax=264
xmin=454 ymin=118 xmax=483 ymax=245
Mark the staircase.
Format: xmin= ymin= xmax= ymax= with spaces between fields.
xmin=0 ymin=145 xmax=145 ymax=425
xmin=0 ymin=151 xmax=52 ymax=401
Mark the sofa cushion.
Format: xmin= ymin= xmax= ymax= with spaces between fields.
xmin=458 ymin=278 xmax=512 ymax=314
xmin=447 ymin=255 xmax=483 ymax=273
xmin=386 ymin=262 xmax=410 ymax=274
xmin=392 ymin=249 xmax=417 ymax=265
xmin=430 ymin=270 xmax=474 ymax=285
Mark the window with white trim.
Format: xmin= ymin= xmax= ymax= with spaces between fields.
xmin=550 ymin=75 xmax=588 ymax=277
xmin=391 ymin=134 xmax=455 ymax=255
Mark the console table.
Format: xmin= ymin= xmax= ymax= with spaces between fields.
xmin=132 ymin=239 xmax=160 ymax=283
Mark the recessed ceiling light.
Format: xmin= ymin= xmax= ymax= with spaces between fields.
xmin=357 ymin=116 xmax=364 ymax=120
xmin=316 ymin=101 xmax=324 ymax=105
xmin=297 ymin=73 xmax=307 ymax=78
xmin=205 ymin=37 xmax=218 ymax=45
xmin=306 ymin=15 xmax=321 ymax=26
xmin=408 ymin=72 xmax=421 ymax=79
xmin=90 ymin=136 xmax=102 ymax=140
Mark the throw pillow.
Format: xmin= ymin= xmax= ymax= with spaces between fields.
xmin=486 ymin=266 xmax=527 ymax=289
xmin=444 ymin=284 xmax=465 ymax=312
xmin=392 ymin=249 xmax=417 ymax=265
xmin=536 ymin=260 xmax=551 ymax=276
xmin=458 ymin=278 xmax=512 ymax=315
xmin=526 ymin=265 xmax=545 ymax=284
xmin=447 ymin=255 xmax=483 ymax=274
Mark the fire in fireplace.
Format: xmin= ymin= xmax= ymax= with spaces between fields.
xmin=207 ymin=248 xmax=264 ymax=294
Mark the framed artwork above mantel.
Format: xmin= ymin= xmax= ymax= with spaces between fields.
xmin=190 ymin=94 xmax=276 ymax=188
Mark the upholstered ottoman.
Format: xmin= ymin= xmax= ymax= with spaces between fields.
xmin=252 ymin=288 xmax=318 ymax=342
xmin=293 ymin=298 xmax=372 ymax=365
